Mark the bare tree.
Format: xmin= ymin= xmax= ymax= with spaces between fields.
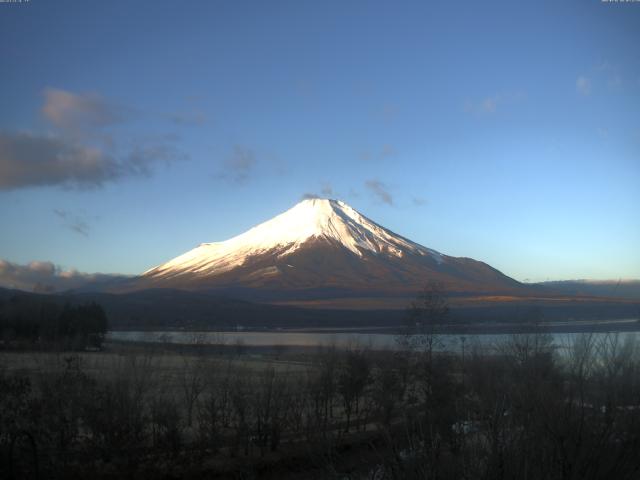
xmin=180 ymin=354 xmax=207 ymax=427
xmin=371 ymin=354 xmax=405 ymax=428
xmin=337 ymin=348 xmax=371 ymax=432
xmin=149 ymin=395 xmax=182 ymax=455
xmin=250 ymin=366 xmax=290 ymax=455
xmin=401 ymin=281 xmax=449 ymax=360
xmin=237 ymin=378 xmax=253 ymax=456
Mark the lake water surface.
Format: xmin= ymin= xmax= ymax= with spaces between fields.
xmin=108 ymin=329 xmax=640 ymax=352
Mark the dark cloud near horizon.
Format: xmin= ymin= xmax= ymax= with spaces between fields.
xmin=365 ymin=179 xmax=393 ymax=205
xmin=0 ymin=259 xmax=128 ymax=293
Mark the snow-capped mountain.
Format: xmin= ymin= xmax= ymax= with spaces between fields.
xmin=145 ymin=199 xmax=444 ymax=278
xmin=133 ymin=198 xmax=522 ymax=297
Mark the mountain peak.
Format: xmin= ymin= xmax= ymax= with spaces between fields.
xmin=298 ymin=196 xmax=337 ymax=205
xmin=294 ymin=197 xmax=351 ymax=220
xmin=136 ymin=198 xmax=520 ymax=295
xmin=144 ymin=198 xmax=440 ymax=279
xmin=292 ymin=197 xmax=344 ymax=217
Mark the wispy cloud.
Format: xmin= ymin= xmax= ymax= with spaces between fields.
xmin=380 ymin=145 xmax=395 ymax=159
xmin=42 ymin=88 xmax=126 ymax=134
xmin=53 ymin=209 xmax=92 ymax=237
xmin=576 ymin=76 xmax=591 ymax=96
xmin=597 ymin=60 xmax=623 ymax=89
xmin=124 ymin=142 xmax=187 ymax=176
xmin=465 ymin=91 xmax=525 ymax=115
xmin=321 ymin=183 xmax=334 ymax=196
xmin=365 ymin=179 xmax=393 ymax=205
xmin=360 ymin=144 xmax=395 ymax=162
xmin=0 ymin=259 xmax=128 ymax=293
xmin=302 ymin=182 xmax=335 ymax=200
xmin=376 ymin=103 xmax=399 ymax=123
xmin=479 ymin=97 xmax=498 ymax=114
xmin=215 ymin=146 xmax=256 ymax=184
xmin=169 ymin=110 xmax=207 ymax=126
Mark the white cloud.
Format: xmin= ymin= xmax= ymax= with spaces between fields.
xmin=465 ymin=91 xmax=524 ymax=115
xmin=576 ymin=76 xmax=591 ymax=96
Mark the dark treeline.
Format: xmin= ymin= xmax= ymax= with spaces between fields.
xmin=0 ymin=294 xmax=108 ymax=350
xmin=2 ymin=331 xmax=640 ymax=479
xmin=3 ymin=285 xmax=639 ymax=332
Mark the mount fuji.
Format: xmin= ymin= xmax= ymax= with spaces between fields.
xmin=127 ymin=198 xmax=523 ymax=299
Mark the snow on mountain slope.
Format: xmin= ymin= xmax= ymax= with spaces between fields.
xmin=136 ymin=198 xmax=521 ymax=295
xmin=144 ymin=198 xmax=443 ymax=279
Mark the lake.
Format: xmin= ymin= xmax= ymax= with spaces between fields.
xmin=108 ymin=328 xmax=640 ymax=353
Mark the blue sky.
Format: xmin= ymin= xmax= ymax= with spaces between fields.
xmin=0 ymin=0 xmax=639 ymax=284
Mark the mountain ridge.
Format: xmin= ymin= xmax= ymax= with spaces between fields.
xmin=124 ymin=198 xmax=524 ymax=298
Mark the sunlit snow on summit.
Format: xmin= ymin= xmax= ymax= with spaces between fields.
xmin=144 ymin=198 xmax=443 ymax=279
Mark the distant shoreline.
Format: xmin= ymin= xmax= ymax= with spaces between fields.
xmin=109 ymin=318 xmax=640 ymax=337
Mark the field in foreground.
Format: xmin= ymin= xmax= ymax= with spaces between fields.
xmin=2 ymin=333 xmax=640 ymax=479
